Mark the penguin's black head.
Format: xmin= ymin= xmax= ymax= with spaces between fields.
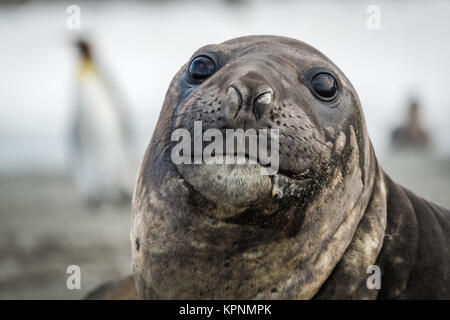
xmin=76 ymin=39 xmax=92 ymax=60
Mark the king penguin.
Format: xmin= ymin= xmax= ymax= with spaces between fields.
xmin=69 ymin=39 xmax=135 ymax=208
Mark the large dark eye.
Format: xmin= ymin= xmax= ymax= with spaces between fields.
xmin=310 ymin=72 xmax=338 ymax=101
xmin=188 ymin=56 xmax=216 ymax=82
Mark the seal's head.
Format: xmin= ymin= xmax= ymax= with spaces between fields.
xmin=132 ymin=36 xmax=385 ymax=299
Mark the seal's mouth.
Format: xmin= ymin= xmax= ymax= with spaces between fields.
xmin=187 ymin=152 xmax=276 ymax=171
xmin=176 ymin=153 xmax=313 ymax=220
xmin=270 ymin=170 xmax=312 ymax=198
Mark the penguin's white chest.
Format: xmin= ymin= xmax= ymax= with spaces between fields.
xmin=73 ymin=70 xmax=131 ymax=199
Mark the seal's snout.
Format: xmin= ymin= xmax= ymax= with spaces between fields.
xmin=225 ymin=71 xmax=273 ymax=128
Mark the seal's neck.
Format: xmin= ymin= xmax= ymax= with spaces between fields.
xmin=313 ymin=159 xmax=387 ymax=299
xmin=252 ymin=147 xmax=384 ymax=299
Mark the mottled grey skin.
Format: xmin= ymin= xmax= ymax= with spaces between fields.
xmin=131 ymin=36 xmax=450 ymax=299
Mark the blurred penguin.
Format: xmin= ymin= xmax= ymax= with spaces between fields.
xmin=391 ymin=97 xmax=429 ymax=148
xmin=69 ymin=39 xmax=135 ymax=208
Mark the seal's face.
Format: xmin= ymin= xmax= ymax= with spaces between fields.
xmin=171 ymin=36 xmax=365 ymax=219
xmin=132 ymin=36 xmax=376 ymax=299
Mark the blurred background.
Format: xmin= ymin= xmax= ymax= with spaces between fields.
xmin=0 ymin=0 xmax=449 ymax=299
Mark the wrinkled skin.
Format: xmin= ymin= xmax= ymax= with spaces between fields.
xmin=131 ymin=36 xmax=450 ymax=299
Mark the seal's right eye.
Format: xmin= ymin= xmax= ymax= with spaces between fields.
xmin=188 ymin=56 xmax=216 ymax=82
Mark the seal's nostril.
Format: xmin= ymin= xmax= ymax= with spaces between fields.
xmin=230 ymin=85 xmax=243 ymax=107
xmin=227 ymin=80 xmax=273 ymax=123
xmin=253 ymin=91 xmax=273 ymax=119
xmin=227 ymin=85 xmax=243 ymax=120
xmin=255 ymin=92 xmax=272 ymax=106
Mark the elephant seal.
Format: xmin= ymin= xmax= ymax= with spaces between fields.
xmin=131 ymin=35 xmax=450 ymax=299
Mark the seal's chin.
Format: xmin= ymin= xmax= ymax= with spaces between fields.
xmin=176 ymin=155 xmax=313 ymax=220
xmin=176 ymin=160 xmax=272 ymax=216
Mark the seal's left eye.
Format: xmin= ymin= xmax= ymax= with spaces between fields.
xmin=189 ymin=56 xmax=216 ymax=82
xmin=310 ymin=72 xmax=338 ymax=101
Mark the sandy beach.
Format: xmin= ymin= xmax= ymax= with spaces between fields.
xmin=0 ymin=149 xmax=448 ymax=299
xmin=0 ymin=173 xmax=131 ymax=299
